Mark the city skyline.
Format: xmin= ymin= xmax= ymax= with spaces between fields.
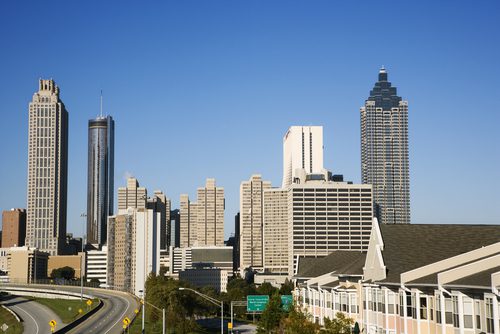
xmin=1 ymin=2 xmax=499 ymax=239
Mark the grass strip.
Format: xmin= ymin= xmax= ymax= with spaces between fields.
xmin=32 ymin=298 xmax=99 ymax=324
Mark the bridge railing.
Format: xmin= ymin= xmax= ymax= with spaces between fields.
xmin=2 ymin=278 xmax=101 ymax=288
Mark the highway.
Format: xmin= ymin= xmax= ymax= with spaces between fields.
xmin=67 ymin=287 xmax=139 ymax=334
xmin=1 ymin=295 xmax=64 ymax=334
xmin=1 ymin=284 xmax=139 ymax=334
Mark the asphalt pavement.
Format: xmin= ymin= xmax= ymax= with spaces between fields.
xmin=67 ymin=287 xmax=139 ymax=334
xmin=2 ymin=284 xmax=139 ymax=334
xmin=1 ymin=295 xmax=64 ymax=334
xmin=197 ymin=318 xmax=257 ymax=334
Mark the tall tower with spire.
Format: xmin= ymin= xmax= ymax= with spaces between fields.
xmin=360 ymin=67 xmax=410 ymax=224
xmin=86 ymin=94 xmax=114 ymax=247
xmin=26 ymin=79 xmax=69 ymax=255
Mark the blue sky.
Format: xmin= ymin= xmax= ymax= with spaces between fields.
xmin=0 ymin=1 xmax=499 ymax=239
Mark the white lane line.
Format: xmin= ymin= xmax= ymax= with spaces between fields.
xmin=104 ymin=294 xmax=131 ymax=334
xmin=13 ymin=304 xmax=40 ymax=334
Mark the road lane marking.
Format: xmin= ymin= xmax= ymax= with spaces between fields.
xmin=13 ymin=304 xmax=39 ymax=334
xmin=104 ymin=294 xmax=131 ymax=334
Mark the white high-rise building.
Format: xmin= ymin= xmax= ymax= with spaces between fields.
xmin=282 ymin=126 xmax=324 ymax=188
xmin=239 ymin=175 xmax=271 ymax=269
xmin=132 ymin=208 xmax=161 ymax=296
xmin=288 ymin=169 xmax=372 ymax=275
xmin=107 ymin=207 xmax=161 ymax=296
xmin=26 ymin=79 xmax=68 ymax=255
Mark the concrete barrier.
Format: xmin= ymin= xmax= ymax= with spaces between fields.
xmin=0 ymin=286 xmax=94 ymax=300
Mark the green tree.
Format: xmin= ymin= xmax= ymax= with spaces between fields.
xmin=143 ymin=273 xmax=199 ymax=332
xmin=279 ymin=279 xmax=294 ymax=295
xmin=50 ymin=266 xmax=75 ymax=280
xmin=258 ymin=282 xmax=278 ymax=296
xmin=321 ymin=312 xmax=354 ymax=334
xmin=279 ymin=304 xmax=319 ymax=334
xmin=257 ymin=293 xmax=284 ymax=333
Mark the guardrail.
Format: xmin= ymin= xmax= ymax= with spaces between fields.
xmin=0 ymin=286 xmax=94 ymax=300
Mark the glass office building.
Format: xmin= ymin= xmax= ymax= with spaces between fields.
xmin=87 ymin=115 xmax=114 ymax=246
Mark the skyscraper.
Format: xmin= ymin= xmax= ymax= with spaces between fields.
xmin=360 ymin=67 xmax=410 ymax=224
xmin=179 ymin=179 xmax=225 ymax=247
xmin=87 ymin=115 xmax=114 ymax=246
xmin=25 ymin=79 xmax=68 ymax=255
xmin=196 ymin=178 xmax=224 ymax=246
xmin=117 ymin=177 xmax=146 ymax=213
xmin=239 ymin=175 xmax=271 ymax=269
xmin=179 ymin=194 xmax=198 ymax=247
xmin=282 ymin=126 xmax=323 ymax=188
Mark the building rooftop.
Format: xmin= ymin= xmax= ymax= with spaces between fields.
xmin=378 ymin=224 xmax=500 ymax=283
xmin=296 ymin=251 xmax=366 ymax=278
xmin=366 ymin=68 xmax=402 ymax=110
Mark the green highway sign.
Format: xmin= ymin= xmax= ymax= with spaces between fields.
xmin=247 ymin=295 xmax=269 ymax=312
xmin=281 ymin=295 xmax=293 ymax=310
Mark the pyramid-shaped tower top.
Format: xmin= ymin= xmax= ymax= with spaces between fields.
xmin=367 ymin=67 xmax=402 ymax=110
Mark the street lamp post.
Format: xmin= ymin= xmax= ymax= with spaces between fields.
xmin=80 ymin=213 xmax=86 ymax=301
xmin=178 ymin=287 xmax=224 ymax=334
xmin=141 ymin=298 xmax=166 ymax=334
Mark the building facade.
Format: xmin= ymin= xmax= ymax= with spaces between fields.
xmin=107 ymin=213 xmax=134 ymax=292
xmin=87 ymin=115 xmax=114 ymax=246
xmin=117 ymin=177 xmax=146 ymax=213
xmin=282 ymin=126 xmax=323 ymax=188
xmin=239 ymin=175 xmax=272 ymax=269
xmin=26 ymin=79 xmax=69 ymax=255
xmin=86 ymin=245 xmax=107 ymax=285
xmin=360 ymin=68 xmax=410 ymax=224
xmin=7 ymin=246 xmax=49 ymax=284
xmin=263 ymin=188 xmax=289 ymax=274
xmin=297 ymin=221 xmax=500 ymax=334
xmin=197 ymin=178 xmax=224 ymax=246
xmin=179 ymin=268 xmax=228 ymax=293
xmin=179 ymin=194 xmax=197 ymax=247
xmin=289 ymin=169 xmax=372 ymax=275
xmin=2 ymin=209 xmax=26 ymax=248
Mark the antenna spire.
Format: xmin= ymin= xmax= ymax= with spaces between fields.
xmin=100 ymin=90 xmax=103 ymax=117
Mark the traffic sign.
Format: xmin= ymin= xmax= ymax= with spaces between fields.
xmin=247 ymin=295 xmax=269 ymax=312
xmin=49 ymin=320 xmax=57 ymax=327
xmin=281 ymin=295 xmax=293 ymax=311
xmin=123 ymin=317 xmax=131 ymax=325
xmin=86 ymin=299 xmax=93 ymax=306
xmin=78 ymin=308 xmax=83 ymax=314
xmin=1 ymin=323 xmax=9 ymax=332
xmin=134 ymin=308 xmax=139 ymax=314
xmin=228 ymin=322 xmax=233 ymax=330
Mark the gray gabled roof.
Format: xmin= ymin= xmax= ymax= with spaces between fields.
xmin=296 ymin=251 xmax=366 ymax=278
xmin=378 ymin=224 xmax=500 ymax=284
xmin=446 ymin=266 xmax=500 ymax=288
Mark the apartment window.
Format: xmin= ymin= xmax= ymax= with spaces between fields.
xmin=400 ymin=291 xmax=412 ymax=317
xmin=463 ymin=297 xmax=473 ymax=329
xmin=349 ymin=293 xmax=358 ymax=314
xmin=452 ymin=296 xmax=459 ymax=327
xmin=341 ymin=293 xmax=348 ymax=312
xmin=387 ymin=291 xmax=396 ymax=314
xmin=445 ymin=298 xmax=453 ymax=324
xmin=420 ymin=296 xmax=428 ymax=320
xmin=429 ymin=296 xmax=434 ymax=321
xmin=475 ymin=300 xmax=481 ymax=330
xmin=485 ymin=298 xmax=494 ymax=333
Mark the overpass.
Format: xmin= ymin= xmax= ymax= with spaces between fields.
xmin=1 ymin=284 xmax=139 ymax=334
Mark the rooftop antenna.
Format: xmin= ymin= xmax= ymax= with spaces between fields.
xmin=100 ymin=90 xmax=103 ymax=117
